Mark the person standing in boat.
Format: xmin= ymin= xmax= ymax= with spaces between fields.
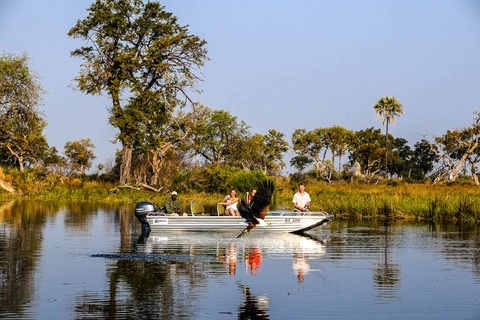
xmin=292 ymin=183 xmax=311 ymax=213
xmin=165 ymin=191 xmax=186 ymax=216
xmin=219 ymin=189 xmax=240 ymax=216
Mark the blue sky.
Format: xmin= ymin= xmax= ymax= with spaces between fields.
xmin=1 ymin=1 xmax=480 ymax=174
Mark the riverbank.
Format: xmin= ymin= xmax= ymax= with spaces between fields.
xmin=1 ymin=179 xmax=479 ymax=223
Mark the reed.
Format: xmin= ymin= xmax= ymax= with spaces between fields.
xmin=1 ymin=168 xmax=480 ymax=223
xmin=273 ymin=182 xmax=480 ymax=223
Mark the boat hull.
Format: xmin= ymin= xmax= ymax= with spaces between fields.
xmin=145 ymin=211 xmax=332 ymax=234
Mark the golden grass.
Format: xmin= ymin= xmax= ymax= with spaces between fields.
xmin=1 ymin=170 xmax=479 ymax=223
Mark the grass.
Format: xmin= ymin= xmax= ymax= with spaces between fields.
xmin=271 ymin=182 xmax=480 ymax=223
xmin=1 ymin=168 xmax=479 ymax=223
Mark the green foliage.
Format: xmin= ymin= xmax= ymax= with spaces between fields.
xmin=0 ymin=52 xmax=50 ymax=171
xmin=225 ymin=170 xmax=267 ymax=196
xmin=64 ymin=139 xmax=96 ymax=174
xmin=291 ymin=126 xmax=353 ymax=181
xmin=191 ymin=108 xmax=250 ymax=167
xmin=68 ymin=0 xmax=208 ymax=184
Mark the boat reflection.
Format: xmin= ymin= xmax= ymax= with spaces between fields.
xmin=135 ymin=231 xmax=327 ymax=281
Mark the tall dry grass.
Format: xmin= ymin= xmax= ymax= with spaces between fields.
xmin=273 ymin=182 xmax=480 ymax=223
xmin=1 ymin=166 xmax=479 ymax=223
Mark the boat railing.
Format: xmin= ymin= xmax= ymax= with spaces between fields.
xmin=270 ymin=210 xmax=330 ymax=218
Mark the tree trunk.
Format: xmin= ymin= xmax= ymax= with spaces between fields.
xmin=471 ymin=166 xmax=479 ymax=185
xmin=0 ymin=178 xmax=15 ymax=193
xmin=449 ymin=141 xmax=479 ymax=181
xmin=385 ymin=119 xmax=389 ymax=177
xmin=119 ymin=144 xmax=132 ymax=185
xmin=18 ymin=156 xmax=25 ymax=172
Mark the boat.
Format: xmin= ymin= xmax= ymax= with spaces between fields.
xmin=134 ymin=201 xmax=333 ymax=234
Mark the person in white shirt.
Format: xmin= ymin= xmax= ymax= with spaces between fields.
xmin=219 ymin=189 xmax=240 ymax=216
xmin=292 ymin=182 xmax=311 ymax=212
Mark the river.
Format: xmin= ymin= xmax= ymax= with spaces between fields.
xmin=0 ymin=201 xmax=479 ymax=319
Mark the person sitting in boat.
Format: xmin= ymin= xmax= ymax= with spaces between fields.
xmin=248 ymin=188 xmax=257 ymax=204
xmin=292 ymin=182 xmax=311 ymax=213
xmin=165 ymin=191 xmax=187 ymax=216
xmin=219 ymin=189 xmax=240 ymax=216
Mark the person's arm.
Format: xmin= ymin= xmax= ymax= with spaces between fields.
xmin=293 ymin=202 xmax=305 ymax=211
xmin=219 ymin=196 xmax=230 ymax=205
xmin=305 ymin=194 xmax=312 ymax=209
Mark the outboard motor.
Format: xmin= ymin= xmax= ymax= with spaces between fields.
xmin=135 ymin=201 xmax=157 ymax=234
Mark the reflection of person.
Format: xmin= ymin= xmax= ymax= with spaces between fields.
xmin=245 ymin=247 xmax=262 ymax=276
xmin=248 ymin=189 xmax=257 ymax=204
xmin=292 ymin=251 xmax=310 ymax=282
xmin=219 ymin=189 xmax=240 ymax=216
xmin=292 ymin=182 xmax=311 ymax=212
xmin=226 ymin=243 xmax=238 ymax=275
xmin=165 ymin=191 xmax=186 ymax=216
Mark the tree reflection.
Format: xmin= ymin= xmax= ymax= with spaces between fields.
xmin=237 ymin=284 xmax=270 ymax=320
xmin=373 ymin=221 xmax=401 ymax=299
xmin=0 ymin=201 xmax=49 ymax=316
xmin=75 ymin=257 xmax=209 ymax=318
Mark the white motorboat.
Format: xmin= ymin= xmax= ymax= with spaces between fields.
xmin=134 ymin=201 xmax=332 ymax=234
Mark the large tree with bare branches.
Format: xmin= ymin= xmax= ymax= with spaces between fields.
xmin=429 ymin=111 xmax=480 ymax=184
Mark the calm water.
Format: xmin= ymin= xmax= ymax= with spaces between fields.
xmin=0 ymin=200 xmax=479 ymax=319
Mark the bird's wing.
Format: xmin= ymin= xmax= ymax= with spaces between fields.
xmin=250 ymin=179 xmax=274 ymax=220
xmin=239 ymin=199 xmax=259 ymax=224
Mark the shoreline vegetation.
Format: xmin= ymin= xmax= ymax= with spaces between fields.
xmin=1 ymin=169 xmax=479 ymax=224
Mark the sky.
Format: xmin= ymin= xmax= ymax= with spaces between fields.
xmin=1 ymin=0 xmax=480 ymax=174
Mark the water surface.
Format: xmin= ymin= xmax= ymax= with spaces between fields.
xmin=0 ymin=201 xmax=479 ymax=319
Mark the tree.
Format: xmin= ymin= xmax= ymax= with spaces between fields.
xmin=191 ymin=109 xmax=250 ymax=167
xmin=411 ymin=139 xmax=438 ymax=180
xmin=348 ymin=127 xmax=385 ymax=179
xmin=291 ymin=128 xmax=327 ymax=173
xmin=261 ymin=129 xmax=289 ymax=175
xmin=68 ymin=0 xmax=208 ymax=184
xmin=325 ymin=125 xmax=354 ymax=174
xmin=64 ymin=139 xmax=96 ymax=174
xmin=291 ymin=126 xmax=352 ymax=182
xmin=0 ymin=52 xmax=50 ymax=171
xmin=429 ymin=112 xmax=480 ymax=184
xmin=373 ymin=96 xmax=404 ymax=176
xmin=129 ymin=102 xmax=208 ymax=188
xmin=290 ymin=155 xmax=313 ymax=173
xmin=240 ymin=130 xmax=289 ymax=175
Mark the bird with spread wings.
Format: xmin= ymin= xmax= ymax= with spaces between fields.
xmin=236 ymin=179 xmax=274 ymax=238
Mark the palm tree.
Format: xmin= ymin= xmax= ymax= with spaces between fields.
xmin=373 ymin=96 xmax=404 ymax=177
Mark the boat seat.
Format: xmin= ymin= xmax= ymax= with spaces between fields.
xmin=190 ymin=201 xmax=205 ymax=216
xmin=216 ymin=203 xmax=226 ymax=216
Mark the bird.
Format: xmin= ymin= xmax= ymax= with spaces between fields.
xmin=236 ymin=179 xmax=274 ymax=238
